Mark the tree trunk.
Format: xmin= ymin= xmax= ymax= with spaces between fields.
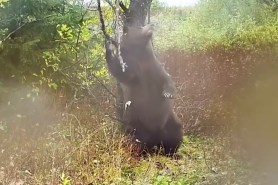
xmin=126 ymin=0 xmax=152 ymax=26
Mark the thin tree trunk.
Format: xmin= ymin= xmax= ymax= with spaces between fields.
xmin=126 ymin=0 xmax=152 ymax=26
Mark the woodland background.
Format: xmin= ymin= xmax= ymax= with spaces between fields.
xmin=0 ymin=0 xmax=278 ymax=184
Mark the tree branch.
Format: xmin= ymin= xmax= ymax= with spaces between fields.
xmin=90 ymin=72 xmax=117 ymax=99
xmin=97 ymin=0 xmax=109 ymax=39
xmin=119 ymin=1 xmax=128 ymax=13
xmin=1 ymin=22 xmax=28 ymax=42
xmin=1 ymin=14 xmax=57 ymax=43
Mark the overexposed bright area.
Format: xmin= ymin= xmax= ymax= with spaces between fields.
xmin=159 ymin=0 xmax=199 ymax=7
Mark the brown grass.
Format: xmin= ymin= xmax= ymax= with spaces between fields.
xmin=159 ymin=48 xmax=267 ymax=134
xmin=1 ymin=48 xmax=277 ymax=184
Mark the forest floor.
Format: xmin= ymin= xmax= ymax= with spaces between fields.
xmin=0 ymin=86 xmax=263 ymax=185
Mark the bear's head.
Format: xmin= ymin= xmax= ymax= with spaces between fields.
xmin=121 ymin=24 xmax=154 ymax=52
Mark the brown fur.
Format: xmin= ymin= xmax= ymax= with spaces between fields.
xmin=106 ymin=24 xmax=183 ymax=155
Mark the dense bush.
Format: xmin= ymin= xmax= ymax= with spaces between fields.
xmin=1 ymin=1 xmax=278 ymax=184
xmin=1 ymin=0 xmax=278 ymax=92
xmin=154 ymin=0 xmax=278 ymax=52
xmin=0 ymin=0 xmax=112 ymax=94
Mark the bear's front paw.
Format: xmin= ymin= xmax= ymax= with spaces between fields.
xmin=124 ymin=100 xmax=132 ymax=110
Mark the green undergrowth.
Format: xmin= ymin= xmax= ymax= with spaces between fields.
xmin=0 ymin=86 xmax=256 ymax=184
xmin=153 ymin=0 xmax=278 ymax=53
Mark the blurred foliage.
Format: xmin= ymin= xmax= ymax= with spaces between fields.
xmin=1 ymin=1 xmax=277 ymax=184
xmin=0 ymin=0 xmax=113 ymax=93
xmin=154 ymin=0 xmax=278 ymax=52
xmin=1 ymin=0 xmax=278 ymax=92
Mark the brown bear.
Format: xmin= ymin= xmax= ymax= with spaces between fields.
xmin=105 ymin=24 xmax=183 ymax=155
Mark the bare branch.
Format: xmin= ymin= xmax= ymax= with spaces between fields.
xmin=97 ymin=0 xmax=109 ymax=39
xmin=1 ymin=22 xmax=28 ymax=42
xmin=90 ymin=72 xmax=117 ymax=99
xmin=1 ymin=14 xmax=56 ymax=43
xmin=119 ymin=1 xmax=128 ymax=13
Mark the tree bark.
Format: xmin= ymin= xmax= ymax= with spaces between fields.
xmin=125 ymin=0 xmax=152 ymax=26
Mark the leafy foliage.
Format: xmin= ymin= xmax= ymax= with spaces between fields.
xmin=154 ymin=0 xmax=278 ymax=52
xmin=2 ymin=0 xmax=278 ymax=92
xmin=0 ymin=0 xmax=113 ymax=94
xmin=1 ymin=0 xmax=278 ymax=184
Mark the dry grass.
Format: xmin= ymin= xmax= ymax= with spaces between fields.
xmin=2 ymin=49 xmax=277 ymax=184
xmin=159 ymin=49 xmax=266 ymax=134
xmin=0 ymin=86 xmax=256 ymax=185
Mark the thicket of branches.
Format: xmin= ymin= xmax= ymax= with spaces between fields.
xmin=1 ymin=0 xmax=278 ymax=93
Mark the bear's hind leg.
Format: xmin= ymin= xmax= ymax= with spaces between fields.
xmin=161 ymin=115 xmax=183 ymax=156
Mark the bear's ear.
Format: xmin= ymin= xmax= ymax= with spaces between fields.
xmin=142 ymin=24 xmax=155 ymax=39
